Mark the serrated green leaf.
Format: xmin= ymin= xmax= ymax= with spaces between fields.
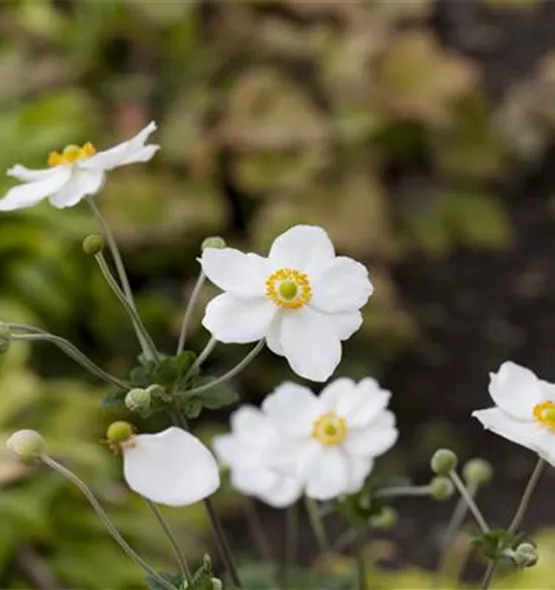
xmin=101 ymin=388 xmax=126 ymax=408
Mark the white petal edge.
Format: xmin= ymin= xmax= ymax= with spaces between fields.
xmin=201 ymin=248 xmax=269 ymax=296
xmin=268 ymin=225 xmax=335 ymax=275
xmin=472 ymin=407 xmax=545 ymax=455
xmin=311 ymin=256 xmax=374 ymax=314
xmin=123 ymin=427 xmax=220 ymax=507
xmin=7 ymin=164 xmax=53 ymax=182
xmin=304 ymin=446 xmax=350 ymax=500
xmin=489 ymin=362 xmax=546 ymax=420
xmin=0 ymin=167 xmax=72 ymax=211
xmin=262 ymin=382 xmax=323 ymax=438
xmin=49 ymin=168 xmax=105 ymax=208
xmin=202 ymin=293 xmax=276 ymax=343
xmin=279 ymin=307 xmax=341 ymax=382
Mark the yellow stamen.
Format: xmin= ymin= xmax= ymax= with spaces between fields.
xmin=265 ymin=268 xmax=312 ymax=310
xmin=533 ymin=401 xmax=555 ymax=430
xmin=312 ymin=412 xmax=348 ymax=446
xmin=48 ymin=142 xmax=96 ymax=167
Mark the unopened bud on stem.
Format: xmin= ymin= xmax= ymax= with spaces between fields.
xmin=463 ymin=458 xmax=493 ymax=486
xmin=106 ymin=421 xmax=134 ymax=444
xmin=201 ymin=236 xmax=226 ymax=250
xmin=125 ymin=388 xmax=151 ymax=413
xmin=513 ymin=543 xmax=538 ymax=567
xmin=6 ymin=430 xmax=46 ymax=462
xmin=430 ymin=449 xmax=458 ymax=475
xmin=82 ymin=234 xmax=105 ymax=256
xmin=430 ymin=476 xmax=455 ymax=501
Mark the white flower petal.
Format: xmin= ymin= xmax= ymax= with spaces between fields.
xmin=345 ymin=456 xmax=374 ymax=494
xmin=280 ymin=307 xmax=341 ymax=382
xmin=262 ymin=382 xmax=323 ymax=438
xmin=201 ymin=248 xmax=269 ymax=296
xmin=472 ymin=407 xmax=544 ymax=454
xmin=489 ymin=362 xmax=545 ymax=420
xmin=7 ymin=164 xmax=53 ymax=182
xmin=268 ymin=225 xmax=335 ymax=275
xmin=119 ymin=144 xmax=160 ymax=166
xmin=123 ymin=427 xmax=220 ymax=507
xmin=328 ymin=310 xmax=363 ymax=340
xmin=231 ymin=467 xmax=281 ymax=498
xmin=311 ymin=257 xmax=373 ymax=313
xmin=212 ymin=434 xmax=259 ymax=470
xmin=230 ymin=405 xmax=273 ymax=444
xmin=266 ymin=314 xmax=284 ymax=356
xmin=81 ymin=121 xmax=158 ymax=171
xmin=305 ymin=446 xmax=350 ymax=500
xmin=320 ymin=377 xmax=391 ymax=428
xmin=0 ymin=166 xmax=72 ymax=211
xmin=202 ymin=293 xmax=276 ymax=343
xmin=259 ymin=476 xmax=303 ymax=508
xmin=343 ymin=423 xmax=398 ymax=458
xmin=49 ymin=168 xmax=105 ymax=208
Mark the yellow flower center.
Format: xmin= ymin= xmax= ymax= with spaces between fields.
xmin=312 ymin=412 xmax=348 ymax=446
xmin=533 ymin=401 xmax=555 ymax=430
xmin=265 ymin=268 xmax=312 ymax=310
xmin=48 ymin=142 xmax=96 ymax=167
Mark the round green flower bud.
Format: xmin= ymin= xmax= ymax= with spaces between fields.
xmin=369 ymin=506 xmax=398 ymax=529
xmin=82 ymin=234 xmax=105 ymax=256
xmin=6 ymin=429 xmax=46 ymax=462
xmin=203 ymin=554 xmax=212 ymax=571
xmin=430 ymin=476 xmax=455 ymax=501
xmin=201 ymin=236 xmax=226 ymax=250
xmin=106 ymin=421 xmax=134 ymax=444
xmin=0 ymin=323 xmax=12 ymax=354
xmin=514 ymin=543 xmax=538 ymax=567
xmin=125 ymin=388 xmax=151 ymax=413
xmin=210 ymin=578 xmax=223 ymax=590
xmin=430 ymin=449 xmax=458 ymax=475
xmin=463 ymin=458 xmax=493 ymax=486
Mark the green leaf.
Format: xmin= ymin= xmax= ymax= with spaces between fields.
xmin=182 ymin=397 xmax=203 ymax=419
xmin=101 ymin=388 xmax=126 ymax=408
xmin=145 ymin=571 xmax=184 ymax=590
xmin=472 ymin=529 xmax=524 ymax=561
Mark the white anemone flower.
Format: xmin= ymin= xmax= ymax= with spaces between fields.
xmin=212 ymin=406 xmax=302 ymax=508
xmin=473 ymin=361 xmax=555 ymax=464
xmin=262 ymin=378 xmax=398 ymax=500
xmin=122 ymin=427 xmax=220 ymax=507
xmin=0 ymin=121 xmax=159 ymax=212
xmin=200 ymin=225 xmax=373 ymax=382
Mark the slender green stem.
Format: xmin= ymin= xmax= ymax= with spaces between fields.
xmin=434 ymin=482 xmax=477 ymax=589
xmin=10 ymin=332 xmax=126 ymax=389
xmin=285 ymin=502 xmax=298 ymax=572
xmin=170 ymin=408 xmax=243 ymax=588
xmin=508 ymin=457 xmax=545 ymax=534
xmin=186 ymin=337 xmax=217 ymax=379
xmin=88 ymin=197 xmax=137 ymax=311
xmin=243 ymin=498 xmax=273 ymax=563
xmin=40 ymin=455 xmax=177 ymax=590
xmin=176 ymin=272 xmax=206 ymax=355
xmin=304 ymin=497 xmax=331 ymax=557
xmin=145 ymin=500 xmax=193 ymax=587
xmin=354 ymin=529 xmax=367 ymax=590
xmin=480 ymin=458 xmax=546 ymax=590
xmin=449 ymin=472 xmax=489 ymax=534
xmin=373 ymin=485 xmax=431 ymax=499
xmin=480 ymin=562 xmax=497 ymax=590
xmin=94 ymin=252 xmax=160 ymax=362
xmin=177 ymin=339 xmax=264 ymax=398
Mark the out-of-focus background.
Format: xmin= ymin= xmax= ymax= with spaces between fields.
xmin=3 ymin=0 xmax=555 ymax=588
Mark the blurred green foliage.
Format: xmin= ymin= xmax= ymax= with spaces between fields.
xmin=0 ymin=0 xmax=554 ymax=587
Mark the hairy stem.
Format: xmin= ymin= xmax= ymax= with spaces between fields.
xmin=449 ymin=472 xmax=489 ymax=534
xmin=41 ymin=455 xmax=177 ymax=590
xmin=94 ymin=252 xmax=160 ymax=362
xmin=177 ymin=339 xmax=264 ymax=398
xmin=176 ymin=272 xmax=206 ymax=355
xmin=10 ymin=331 xmax=126 ymax=389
